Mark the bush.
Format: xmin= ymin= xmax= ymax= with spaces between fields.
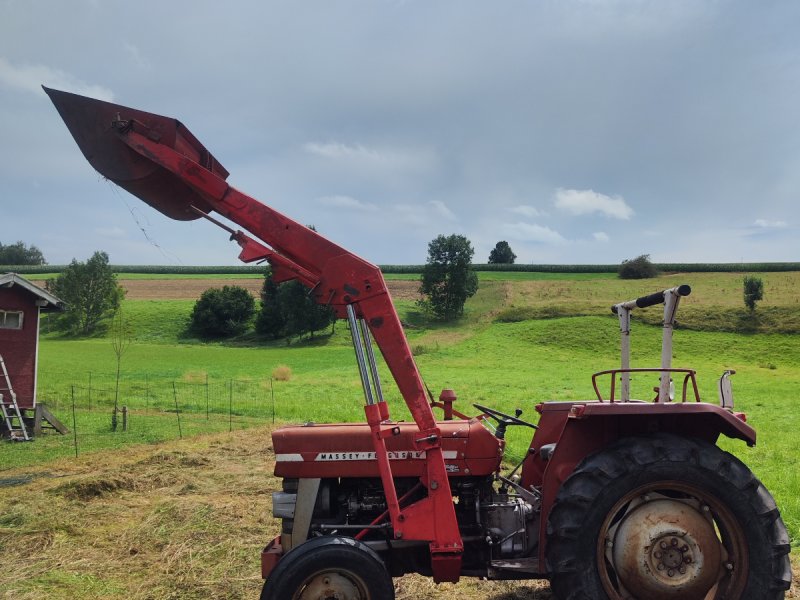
xmin=190 ymin=285 xmax=255 ymax=337
xmin=618 ymin=254 xmax=658 ymax=279
xmin=272 ymin=365 xmax=292 ymax=381
xmin=743 ymin=276 xmax=764 ymax=311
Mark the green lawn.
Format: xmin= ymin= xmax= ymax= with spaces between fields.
xmin=6 ymin=272 xmax=799 ymax=548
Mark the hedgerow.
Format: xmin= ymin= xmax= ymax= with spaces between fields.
xmin=3 ymin=262 xmax=800 ymax=275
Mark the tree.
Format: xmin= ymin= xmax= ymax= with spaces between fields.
xmin=255 ymin=275 xmax=335 ymax=340
xmin=190 ymin=285 xmax=255 ymax=337
xmin=488 ymin=241 xmax=516 ymax=264
xmin=110 ymin=305 xmax=133 ymax=431
xmin=743 ymin=276 xmax=764 ymax=312
xmin=45 ymin=251 xmax=124 ymax=334
xmin=618 ymin=254 xmax=657 ymax=279
xmin=419 ymin=234 xmax=479 ymax=320
xmin=0 ymin=241 xmax=46 ymax=265
xmin=255 ymin=275 xmax=286 ymax=338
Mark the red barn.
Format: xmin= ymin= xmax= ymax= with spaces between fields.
xmin=0 ymin=273 xmax=64 ymax=410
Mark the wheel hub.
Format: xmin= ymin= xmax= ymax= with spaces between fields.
xmin=299 ymin=572 xmax=365 ymax=600
xmin=610 ymin=498 xmax=722 ymax=599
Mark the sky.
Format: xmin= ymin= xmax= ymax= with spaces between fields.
xmin=1 ymin=0 xmax=799 ymax=266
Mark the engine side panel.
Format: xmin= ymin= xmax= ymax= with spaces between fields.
xmin=273 ymin=419 xmax=502 ymax=478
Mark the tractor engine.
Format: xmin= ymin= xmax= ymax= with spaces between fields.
xmin=271 ymin=417 xmax=539 ymax=576
xmin=274 ymin=474 xmax=539 ymax=577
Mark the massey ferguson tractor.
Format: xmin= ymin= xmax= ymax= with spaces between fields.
xmin=47 ymin=87 xmax=791 ymax=600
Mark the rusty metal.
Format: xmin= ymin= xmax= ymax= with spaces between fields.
xmin=597 ymin=483 xmax=747 ymax=599
xmin=295 ymin=570 xmax=368 ymax=600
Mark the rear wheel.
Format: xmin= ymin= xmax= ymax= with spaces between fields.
xmin=546 ymin=434 xmax=791 ymax=600
xmin=260 ymin=535 xmax=395 ymax=600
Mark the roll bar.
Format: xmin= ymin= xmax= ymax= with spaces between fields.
xmin=611 ymin=285 xmax=691 ymax=402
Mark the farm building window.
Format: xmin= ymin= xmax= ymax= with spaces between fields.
xmin=0 ymin=311 xmax=23 ymax=329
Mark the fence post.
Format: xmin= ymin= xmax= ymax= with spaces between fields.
xmin=122 ymin=406 xmax=128 ymax=432
xmin=270 ymin=377 xmax=275 ymax=425
xmin=229 ymin=380 xmax=233 ymax=432
xmin=71 ymin=385 xmax=79 ymax=458
xmin=206 ymin=373 xmax=210 ymax=421
xmin=172 ymin=381 xmax=183 ymax=439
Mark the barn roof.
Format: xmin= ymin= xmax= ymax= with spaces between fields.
xmin=0 ymin=273 xmax=65 ymax=312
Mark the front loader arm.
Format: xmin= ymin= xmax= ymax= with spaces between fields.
xmin=46 ymin=87 xmax=463 ymax=581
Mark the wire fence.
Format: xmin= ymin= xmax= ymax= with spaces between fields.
xmin=2 ymin=375 xmax=281 ymax=464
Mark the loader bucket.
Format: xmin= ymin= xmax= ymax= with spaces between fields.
xmin=44 ymin=87 xmax=229 ymax=221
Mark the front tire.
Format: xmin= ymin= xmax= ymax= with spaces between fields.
xmin=261 ymin=535 xmax=395 ymax=600
xmin=546 ymin=434 xmax=791 ymax=600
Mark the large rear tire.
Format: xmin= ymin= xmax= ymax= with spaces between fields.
xmin=260 ymin=535 xmax=395 ymax=600
xmin=546 ymin=434 xmax=791 ymax=600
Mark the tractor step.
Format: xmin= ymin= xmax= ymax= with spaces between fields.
xmin=488 ymin=557 xmax=540 ymax=576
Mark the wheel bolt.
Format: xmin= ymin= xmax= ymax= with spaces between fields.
xmin=671 ymin=538 xmax=678 ymax=546
xmin=668 ymin=569 xmax=675 ymax=577
xmin=657 ymin=564 xmax=665 ymax=571
xmin=725 ymin=562 xmax=734 ymax=571
xmin=685 ymin=556 xmax=693 ymax=564
xmin=680 ymin=566 xmax=687 ymax=574
xmin=681 ymin=545 xmax=689 ymax=552
xmin=660 ymin=541 xmax=667 ymax=549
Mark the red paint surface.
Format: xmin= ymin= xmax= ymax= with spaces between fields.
xmin=0 ymin=285 xmax=38 ymax=408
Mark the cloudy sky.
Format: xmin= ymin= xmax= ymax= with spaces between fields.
xmin=1 ymin=0 xmax=798 ymax=266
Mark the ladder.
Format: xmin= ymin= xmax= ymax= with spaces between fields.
xmin=0 ymin=354 xmax=30 ymax=441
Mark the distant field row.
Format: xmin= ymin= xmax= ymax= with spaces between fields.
xmin=8 ymin=261 xmax=800 ymax=278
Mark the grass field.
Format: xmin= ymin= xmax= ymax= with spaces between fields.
xmin=1 ymin=271 xmax=797 ymax=597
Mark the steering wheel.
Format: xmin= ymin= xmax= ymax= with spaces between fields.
xmin=473 ymin=403 xmax=537 ymax=439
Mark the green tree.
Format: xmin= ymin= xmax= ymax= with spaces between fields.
xmin=419 ymin=234 xmax=479 ymax=320
xmin=743 ymin=276 xmax=764 ymax=311
xmin=488 ymin=241 xmax=516 ymax=264
xmin=190 ymin=285 xmax=255 ymax=337
xmin=45 ymin=251 xmax=123 ymax=334
xmin=0 ymin=241 xmax=46 ymax=265
xmin=255 ymin=275 xmax=286 ymax=338
xmin=618 ymin=254 xmax=657 ymax=279
xmin=256 ymin=275 xmax=335 ymax=340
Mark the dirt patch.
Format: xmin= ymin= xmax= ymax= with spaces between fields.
xmin=112 ymin=278 xmax=422 ymax=301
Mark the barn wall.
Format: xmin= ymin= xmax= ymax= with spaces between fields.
xmin=0 ymin=286 xmax=38 ymax=408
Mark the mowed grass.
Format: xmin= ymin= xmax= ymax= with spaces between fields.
xmin=0 ymin=427 xmax=563 ymax=600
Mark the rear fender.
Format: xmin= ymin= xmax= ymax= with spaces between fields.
xmin=525 ymin=401 xmax=755 ymax=568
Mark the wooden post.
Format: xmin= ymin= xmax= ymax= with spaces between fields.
xmin=122 ymin=406 xmax=128 ymax=431
xmin=270 ymin=377 xmax=275 ymax=425
xmin=71 ymin=386 xmax=78 ymax=458
xmin=172 ymin=382 xmax=183 ymax=439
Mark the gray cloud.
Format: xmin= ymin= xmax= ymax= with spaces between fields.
xmin=1 ymin=0 xmax=798 ymax=265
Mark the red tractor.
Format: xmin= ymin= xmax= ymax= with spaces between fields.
xmin=48 ymin=88 xmax=791 ymax=600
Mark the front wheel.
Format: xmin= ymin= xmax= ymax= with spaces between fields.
xmin=260 ymin=536 xmax=395 ymax=600
xmin=546 ymin=434 xmax=791 ymax=600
